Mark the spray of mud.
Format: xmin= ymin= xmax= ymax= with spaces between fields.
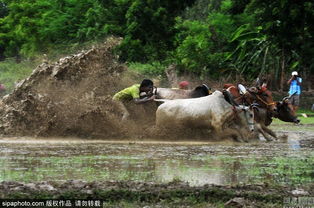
xmin=0 ymin=37 xmax=255 ymax=141
xmin=0 ymin=37 xmax=138 ymax=138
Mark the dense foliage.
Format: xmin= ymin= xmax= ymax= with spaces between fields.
xmin=0 ymin=0 xmax=313 ymax=87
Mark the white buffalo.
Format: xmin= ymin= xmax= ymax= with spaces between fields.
xmin=155 ymin=84 xmax=210 ymax=99
xmin=155 ymin=91 xmax=255 ymax=142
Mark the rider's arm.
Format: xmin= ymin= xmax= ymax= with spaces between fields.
xmin=133 ymin=95 xmax=156 ymax=104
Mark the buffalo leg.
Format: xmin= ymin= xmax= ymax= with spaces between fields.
xmin=261 ymin=125 xmax=277 ymax=140
xmin=256 ymin=124 xmax=273 ymax=141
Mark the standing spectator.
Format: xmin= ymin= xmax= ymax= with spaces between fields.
xmin=287 ymin=71 xmax=302 ymax=114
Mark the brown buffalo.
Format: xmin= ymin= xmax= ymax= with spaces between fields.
xmin=223 ymin=89 xmax=275 ymax=141
xmin=223 ymin=83 xmax=299 ymax=141
xmin=223 ymin=83 xmax=276 ymax=112
xmin=251 ymin=104 xmax=277 ymax=141
xmin=275 ymin=93 xmax=300 ymax=124
xmin=224 ymin=83 xmax=299 ymax=124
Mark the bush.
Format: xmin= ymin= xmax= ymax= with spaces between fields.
xmin=127 ymin=62 xmax=165 ymax=76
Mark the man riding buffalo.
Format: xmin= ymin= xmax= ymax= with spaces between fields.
xmin=113 ymin=79 xmax=156 ymax=120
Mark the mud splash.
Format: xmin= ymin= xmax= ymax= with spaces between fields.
xmin=0 ymin=37 xmax=131 ymax=138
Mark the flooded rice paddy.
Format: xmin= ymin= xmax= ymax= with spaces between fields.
xmin=0 ymin=129 xmax=313 ymax=187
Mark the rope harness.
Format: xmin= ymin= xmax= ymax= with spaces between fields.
xmin=234 ymin=95 xmax=247 ymax=105
xmin=255 ymin=94 xmax=276 ymax=107
xmin=226 ymin=85 xmax=275 ymax=109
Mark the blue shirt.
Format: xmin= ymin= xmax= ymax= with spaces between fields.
xmin=289 ymin=77 xmax=302 ymax=95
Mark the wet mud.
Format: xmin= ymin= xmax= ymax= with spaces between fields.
xmin=0 ymin=130 xmax=313 ymax=187
xmin=0 ymin=37 xmax=132 ymax=138
xmin=0 ymin=180 xmax=313 ymax=207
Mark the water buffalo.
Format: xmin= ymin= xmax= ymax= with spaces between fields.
xmin=223 ymin=89 xmax=276 ymax=141
xmin=223 ymin=83 xmax=276 ymax=112
xmin=251 ymin=101 xmax=299 ymax=141
xmin=155 ymin=84 xmax=210 ymax=99
xmin=223 ymin=83 xmax=299 ymax=124
xmin=275 ymin=94 xmax=300 ymax=124
xmin=155 ymin=91 xmax=255 ymax=142
xmin=223 ymin=84 xmax=299 ymax=141
xmin=250 ymin=105 xmax=278 ymax=141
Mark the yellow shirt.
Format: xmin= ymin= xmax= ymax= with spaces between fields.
xmin=113 ymin=84 xmax=140 ymax=101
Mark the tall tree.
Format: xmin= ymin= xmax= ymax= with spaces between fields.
xmin=0 ymin=1 xmax=7 ymax=60
xmin=118 ymin=0 xmax=196 ymax=62
xmin=0 ymin=1 xmax=7 ymax=18
xmin=247 ymin=0 xmax=314 ymax=90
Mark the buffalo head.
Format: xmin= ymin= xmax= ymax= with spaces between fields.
xmin=275 ymin=95 xmax=300 ymax=123
xmin=191 ymin=84 xmax=210 ymax=98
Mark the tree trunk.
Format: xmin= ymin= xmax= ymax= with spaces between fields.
xmin=280 ymin=49 xmax=285 ymax=92
xmin=259 ymin=46 xmax=269 ymax=78
xmin=305 ymin=67 xmax=313 ymax=91
xmin=0 ymin=47 xmax=5 ymax=61
xmin=165 ymin=64 xmax=178 ymax=88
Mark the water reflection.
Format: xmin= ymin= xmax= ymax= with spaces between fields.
xmin=288 ymin=139 xmax=300 ymax=150
xmin=155 ymin=159 xmax=227 ymax=186
xmin=0 ymin=137 xmax=313 ymax=186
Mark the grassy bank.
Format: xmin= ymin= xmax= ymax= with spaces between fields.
xmin=0 ymin=58 xmax=38 ymax=93
xmin=273 ymin=117 xmax=314 ymax=125
xmin=272 ymin=109 xmax=314 ymax=126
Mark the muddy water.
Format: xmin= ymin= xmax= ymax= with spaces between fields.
xmin=0 ymin=131 xmax=313 ymax=187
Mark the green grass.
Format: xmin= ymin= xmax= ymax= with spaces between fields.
xmin=0 ymin=155 xmax=153 ymax=182
xmin=271 ymin=108 xmax=314 ymax=125
xmin=272 ymin=116 xmax=314 ymax=125
xmin=127 ymin=62 xmax=165 ymax=76
xmin=0 ymin=58 xmax=38 ymax=93
xmin=297 ymin=109 xmax=314 ymax=114
xmin=0 ymin=39 xmax=108 ymax=95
